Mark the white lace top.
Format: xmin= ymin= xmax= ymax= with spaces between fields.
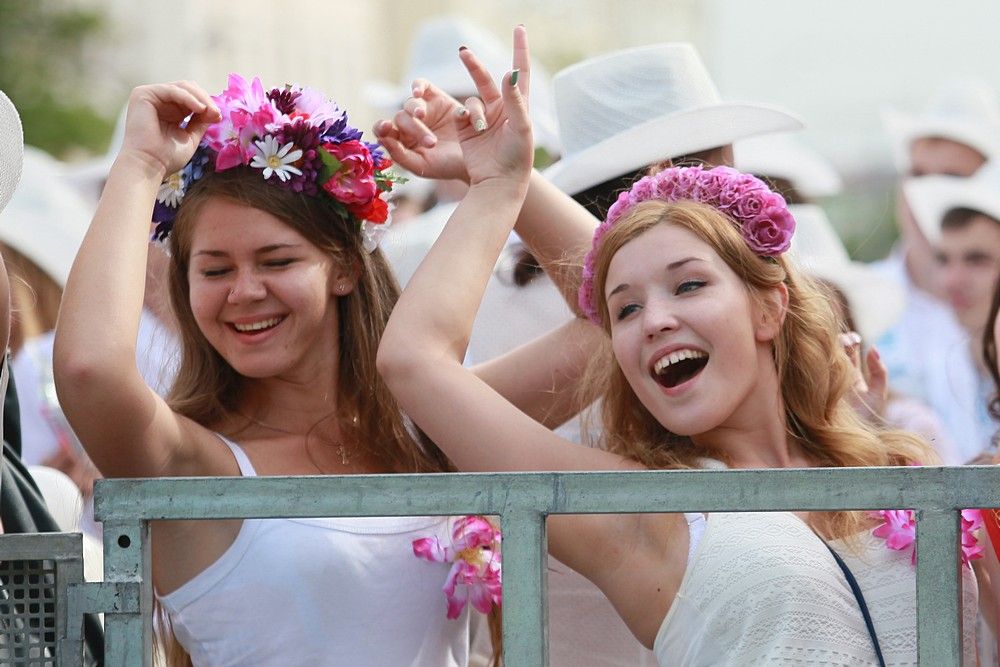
xmin=654 ymin=511 xmax=978 ymax=665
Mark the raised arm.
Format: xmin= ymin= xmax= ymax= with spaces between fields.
xmin=377 ymin=31 xmax=661 ymax=614
xmin=53 ymin=83 xmax=221 ymax=478
xmin=379 ymin=29 xmax=619 ymax=471
xmin=373 ymin=34 xmax=604 ymax=425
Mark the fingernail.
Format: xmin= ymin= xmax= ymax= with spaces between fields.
xmin=455 ymin=106 xmax=469 ymax=117
xmin=459 ymin=45 xmax=468 ymax=52
xmin=474 ymin=118 xmax=488 ymax=133
xmin=510 ymin=69 xmax=520 ymax=86
xmin=872 ymin=347 xmax=881 ymax=360
xmin=422 ymin=135 xmax=436 ymax=148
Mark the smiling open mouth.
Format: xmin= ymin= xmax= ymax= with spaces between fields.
xmin=231 ymin=316 xmax=284 ymax=334
xmin=653 ymin=350 xmax=709 ymax=389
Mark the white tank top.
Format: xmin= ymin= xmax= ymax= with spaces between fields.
xmin=655 ymin=511 xmax=978 ymax=665
xmin=157 ymin=436 xmax=470 ymax=667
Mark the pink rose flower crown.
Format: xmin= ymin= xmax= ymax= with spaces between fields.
xmin=152 ymin=73 xmax=402 ymax=252
xmin=578 ymin=165 xmax=796 ymax=324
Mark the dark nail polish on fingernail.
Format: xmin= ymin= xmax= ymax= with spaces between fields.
xmin=510 ymin=69 xmax=520 ymax=86
xmin=459 ymin=45 xmax=468 ymax=52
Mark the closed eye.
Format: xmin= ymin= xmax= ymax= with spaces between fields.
xmin=201 ymin=267 xmax=231 ymax=278
xmin=264 ymin=258 xmax=296 ymax=268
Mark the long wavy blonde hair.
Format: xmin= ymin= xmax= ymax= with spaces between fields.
xmin=582 ymin=199 xmax=932 ymax=540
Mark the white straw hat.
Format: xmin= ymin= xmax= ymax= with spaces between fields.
xmin=0 ymin=89 xmax=24 ymax=214
xmin=734 ymin=133 xmax=842 ymax=199
xmin=0 ymin=146 xmax=93 ymax=287
xmin=542 ymin=43 xmax=803 ymax=196
xmin=364 ymin=16 xmax=561 ymax=155
xmin=883 ymin=79 xmax=1000 ymax=173
xmin=903 ymin=161 xmax=1000 ymax=243
xmin=788 ymin=204 xmax=904 ymax=344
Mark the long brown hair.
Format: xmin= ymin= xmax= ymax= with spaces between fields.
xmin=0 ymin=242 xmax=63 ymax=355
xmin=165 ymin=167 xmax=451 ymax=474
xmin=583 ymin=200 xmax=930 ymax=539
xmin=154 ymin=168 xmax=458 ymax=665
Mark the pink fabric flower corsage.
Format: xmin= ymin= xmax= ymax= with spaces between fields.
xmin=413 ymin=515 xmax=502 ymax=619
xmin=870 ymin=508 xmax=983 ymax=566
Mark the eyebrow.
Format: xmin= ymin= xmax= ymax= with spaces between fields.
xmin=192 ymin=243 xmax=302 ymax=258
xmin=606 ymin=257 xmax=704 ymax=298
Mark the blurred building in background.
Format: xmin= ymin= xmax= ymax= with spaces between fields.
xmin=30 ymin=0 xmax=1000 ymax=259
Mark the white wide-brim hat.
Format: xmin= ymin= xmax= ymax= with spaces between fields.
xmin=883 ymin=79 xmax=1000 ymax=173
xmin=903 ymin=161 xmax=1000 ymax=243
xmin=542 ymin=43 xmax=803 ymax=196
xmin=0 ymin=89 xmax=24 ymax=213
xmin=734 ymin=133 xmax=842 ymax=199
xmin=364 ymin=15 xmax=561 ymax=156
xmin=788 ymin=204 xmax=904 ymax=344
xmin=0 ymin=146 xmax=93 ymax=287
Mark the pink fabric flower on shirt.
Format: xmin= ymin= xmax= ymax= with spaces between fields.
xmin=413 ymin=515 xmax=502 ymax=619
xmin=870 ymin=508 xmax=983 ymax=566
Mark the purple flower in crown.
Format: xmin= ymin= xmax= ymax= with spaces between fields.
xmin=274 ymin=118 xmax=324 ymax=195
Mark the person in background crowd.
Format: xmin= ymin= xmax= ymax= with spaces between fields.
xmin=875 ymin=80 xmax=1000 ymax=461
xmin=902 ymin=162 xmax=1000 ymax=461
xmin=735 ymin=132 xmax=960 ymax=462
xmin=0 ymin=86 xmax=104 ymax=666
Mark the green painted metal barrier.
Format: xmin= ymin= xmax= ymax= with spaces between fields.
xmin=32 ymin=465 xmax=1000 ymax=664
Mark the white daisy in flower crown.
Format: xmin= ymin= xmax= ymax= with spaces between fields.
xmin=152 ymin=73 xmax=402 ymax=253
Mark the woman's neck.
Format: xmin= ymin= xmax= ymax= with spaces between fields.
xmin=691 ymin=357 xmax=810 ymax=469
xmin=237 ymin=373 xmax=343 ymax=435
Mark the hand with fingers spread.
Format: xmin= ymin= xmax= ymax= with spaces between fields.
xmin=451 ymin=26 xmax=534 ymax=188
xmin=374 ymin=25 xmax=534 ymax=187
xmin=118 ymin=81 xmax=221 ymax=180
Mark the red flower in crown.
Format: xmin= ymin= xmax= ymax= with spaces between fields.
xmin=321 ymin=140 xmax=378 ymax=205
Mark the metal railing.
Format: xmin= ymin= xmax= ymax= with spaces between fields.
xmin=5 ymin=465 xmax=1000 ymax=664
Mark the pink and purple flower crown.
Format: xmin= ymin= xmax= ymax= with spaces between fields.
xmin=578 ymin=165 xmax=796 ymax=324
xmin=153 ymin=73 xmax=401 ymax=252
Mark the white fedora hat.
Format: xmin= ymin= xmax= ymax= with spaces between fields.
xmin=542 ymin=43 xmax=803 ymax=196
xmin=788 ymin=203 xmax=904 ymax=344
xmin=883 ymin=79 xmax=1000 ymax=174
xmin=0 ymin=146 xmax=93 ymax=287
xmin=0 ymin=89 xmax=24 ymax=214
xmin=734 ymin=133 xmax=842 ymax=199
xmin=903 ymin=160 xmax=1000 ymax=243
xmin=364 ymin=15 xmax=561 ymax=155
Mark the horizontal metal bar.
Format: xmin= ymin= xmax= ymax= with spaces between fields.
xmin=0 ymin=532 xmax=83 ymax=560
xmin=95 ymin=466 xmax=1000 ymax=521
xmin=65 ymin=582 xmax=141 ymax=642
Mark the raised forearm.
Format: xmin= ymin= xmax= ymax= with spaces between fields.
xmin=514 ymin=170 xmax=598 ymax=314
